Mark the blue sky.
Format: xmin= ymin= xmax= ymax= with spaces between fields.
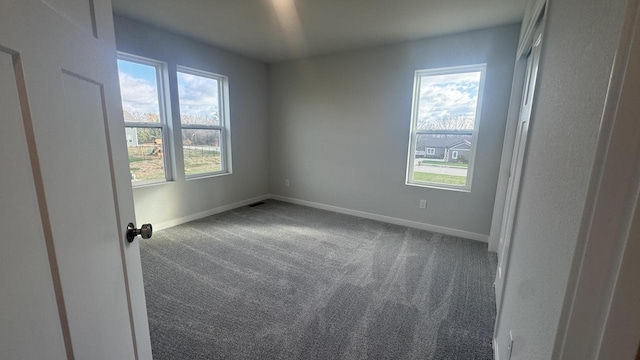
xmin=117 ymin=59 xmax=157 ymax=84
xmin=117 ymin=59 xmax=160 ymax=116
xmin=117 ymin=59 xmax=219 ymax=124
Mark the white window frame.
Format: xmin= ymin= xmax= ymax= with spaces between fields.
xmin=451 ymin=150 xmax=459 ymax=160
xmin=426 ymin=147 xmax=436 ymax=156
xmin=405 ymin=64 xmax=486 ymax=192
xmin=117 ymin=53 xmax=173 ymax=187
xmin=176 ymin=66 xmax=232 ymax=179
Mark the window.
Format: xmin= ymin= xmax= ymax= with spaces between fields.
xmin=176 ymin=67 xmax=230 ymax=177
xmin=117 ymin=55 xmax=170 ymax=185
xmin=406 ymin=64 xmax=485 ymax=190
xmin=117 ymin=54 xmax=232 ymax=184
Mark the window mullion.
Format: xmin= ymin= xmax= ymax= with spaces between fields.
xmin=181 ymin=125 xmax=222 ymax=131
xmin=124 ymin=122 xmax=163 ymax=129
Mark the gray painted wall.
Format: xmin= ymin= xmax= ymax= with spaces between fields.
xmin=113 ymin=16 xmax=270 ymax=227
xmin=494 ymin=0 xmax=627 ymax=359
xmin=268 ymin=25 xmax=520 ymax=237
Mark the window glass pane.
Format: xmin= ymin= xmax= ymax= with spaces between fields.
xmin=413 ymin=133 xmax=470 ymax=186
xmin=410 ymin=69 xmax=482 ymax=188
xmin=126 ymin=127 xmax=165 ymax=182
xmin=177 ymin=71 xmax=220 ymax=126
xmin=182 ymin=129 xmax=222 ymax=175
xmin=416 ymin=71 xmax=481 ymax=131
xmin=117 ymin=59 xmax=161 ymax=123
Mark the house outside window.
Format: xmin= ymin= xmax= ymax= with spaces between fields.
xmin=177 ymin=66 xmax=231 ymax=177
xmin=117 ymin=55 xmax=171 ymax=185
xmin=406 ymin=64 xmax=486 ymax=191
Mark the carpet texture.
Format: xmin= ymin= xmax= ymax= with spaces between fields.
xmin=140 ymin=200 xmax=497 ymax=360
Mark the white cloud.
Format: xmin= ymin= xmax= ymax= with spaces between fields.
xmin=417 ymin=72 xmax=481 ymax=130
xmin=118 ymin=70 xmax=221 ymax=126
xmin=118 ymin=72 xmax=160 ymax=115
xmin=177 ymin=72 xmax=219 ymax=123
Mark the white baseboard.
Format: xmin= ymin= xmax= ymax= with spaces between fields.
xmin=154 ymin=194 xmax=270 ymax=231
xmin=154 ymin=193 xmax=489 ymax=243
xmin=269 ymin=194 xmax=489 ymax=243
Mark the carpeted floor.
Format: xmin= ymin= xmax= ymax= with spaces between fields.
xmin=140 ymin=200 xmax=497 ymax=360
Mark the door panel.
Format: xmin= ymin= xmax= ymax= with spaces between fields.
xmin=0 ymin=48 xmax=68 ymax=360
xmin=0 ymin=0 xmax=151 ymax=358
xmin=41 ymin=0 xmax=98 ymax=38
xmin=48 ymin=72 xmax=134 ymax=359
xmin=494 ymin=68 xmax=528 ymax=310
xmin=494 ymin=26 xmax=543 ymax=313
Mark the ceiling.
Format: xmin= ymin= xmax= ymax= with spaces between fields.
xmin=111 ymin=0 xmax=527 ymax=63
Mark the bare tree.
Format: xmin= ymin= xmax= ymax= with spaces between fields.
xmin=417 ymin=113 xmax=475 ymax=130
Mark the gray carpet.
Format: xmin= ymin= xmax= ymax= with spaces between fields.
xmin=140 ymin=200 xmax=497 ymax=360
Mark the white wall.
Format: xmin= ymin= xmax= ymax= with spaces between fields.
xmin=268 ymin=25 xmax=520 ymax=239
xmin=493 ymin=0 xmax=627 ymax=359
xmin=113 ymin=16 xmax=270 ymax=228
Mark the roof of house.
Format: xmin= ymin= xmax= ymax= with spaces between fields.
xmin=417 ymin=136 xmax=472 ymax=149
xmin=449 ymin=139 xmax=472 ymax=150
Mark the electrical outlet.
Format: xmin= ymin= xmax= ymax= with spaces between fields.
xmin=285 ymin=179 xmax=290 ymax=187
xmin=506 ymin=330 xmax=514 ymax=360
xmin=419 ymin=199 xmax=427 ymax=209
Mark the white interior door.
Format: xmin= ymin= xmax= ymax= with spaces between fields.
xmin=0 ymin=1 xmax=151 ymax=359
xmin=494 ymin=27 xmax=543 ymax=312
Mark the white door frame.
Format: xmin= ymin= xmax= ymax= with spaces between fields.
xmin=493 ymin=30 xmax=544 ymax=345
xmin=495 ymin=26 xmax=543 ymax=302
xmin=491 ymin=0 xmax=547 ymax=327
xmin=553 ymin=0 xmax=640 ymax=358
xmin=488 ymin=53 xmax=527 ymax=254
xmin=488 ymin=0 xmax=548 ymax=254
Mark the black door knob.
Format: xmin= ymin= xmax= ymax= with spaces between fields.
xmin=126 ymin=223 xmax=153 ymax=242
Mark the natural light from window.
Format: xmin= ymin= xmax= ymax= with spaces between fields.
xmin=177 ymin=68 xmax=229 ymax=177
xmin=406 ymin=65 xmax=485 ymax=190
xmin=117 ymin=57 xmax=168 ymax=184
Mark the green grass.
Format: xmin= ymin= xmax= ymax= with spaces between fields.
xmin=127 ymin=145 xmax=165 ymax=181
xmin=127 ymin=144 xmax=223 ymax=180
xmin=413 ymin=172 xmax=467 ymax=186
xmin=128 ymin=156 xmax=147 ymax=163
xmin=184 ymin=149 xmax=221 ymax=175
xmin=416 ymin=159 xmax=468 ymax=168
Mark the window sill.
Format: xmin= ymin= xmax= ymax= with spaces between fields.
xmin=132 ymin=180 xmax=174 ymax=189
xmin=405 ymin=181 xmax=471 ymax=193
xmin=186 ymin=171 xmax=233 ymax=181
